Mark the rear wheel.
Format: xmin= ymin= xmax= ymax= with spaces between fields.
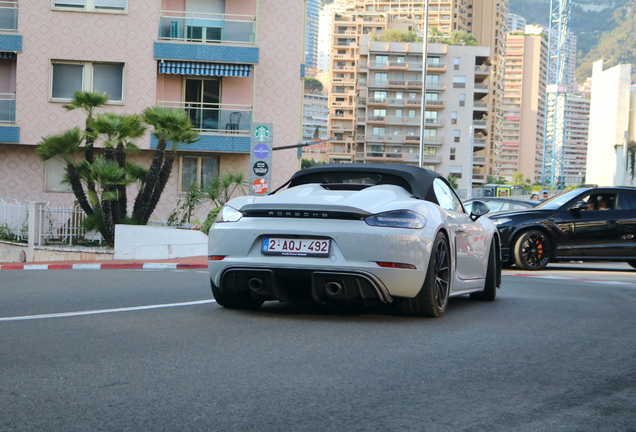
xmin=627 ymin=261 xmax=636 ymax=270
xmin=211 ymin=279 xmax=264 ymax=310
xmin=471 ymin=239 xmax=498 ymax=301
xmin=398 ymin=232 xmax=450 ymax=318
xmin=514 ymin=230 xmax=551 ymax=271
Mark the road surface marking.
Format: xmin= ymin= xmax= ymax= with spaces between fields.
xmin=0 ymin=299 xmax=217 ymax=322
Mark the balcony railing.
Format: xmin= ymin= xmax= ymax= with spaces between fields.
xmin=0 ymin=93 xmax=15 ymax=122
xmin=158 ymin=101 xmax=252 ymax=134
xmin=158 ymin=10 xmax=255 ymax=45
xmin=0 ymin=1 xmax=18 ymax=31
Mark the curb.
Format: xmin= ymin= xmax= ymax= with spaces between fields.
xmin=0 ymin=263 xmax=208 ymax=271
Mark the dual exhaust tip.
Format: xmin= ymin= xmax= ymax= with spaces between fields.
xmin=248 ymin=277 xmax=344 ymax=297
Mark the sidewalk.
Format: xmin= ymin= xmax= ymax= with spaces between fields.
xmin=0 ymin=255 xmax=208 ymax=270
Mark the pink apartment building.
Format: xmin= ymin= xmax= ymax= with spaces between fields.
xmin=0 ymin=0 xmax=304 ymax=221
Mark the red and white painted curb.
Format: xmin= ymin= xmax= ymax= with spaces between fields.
xmin=0 ymin=262 xmax=208 ymax=271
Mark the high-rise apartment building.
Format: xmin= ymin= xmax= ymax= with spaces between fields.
xmin=502 ymin=29 xmax=548 ymax=183
xmin=357 ymin=40 xmax=491 ymax=191
xmin=305 ymin=0 xmax=321 ymax=69
xmin=560 ymin=95 xmax=589 ymax=186
xmin=507 ymin=13 xmax=526 ymax=32
xmin=325 ymin=0 xmax=508 ymax=190
xmin=0 ymin=0 xmax=305 ymax=221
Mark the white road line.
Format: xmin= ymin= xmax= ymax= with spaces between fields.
xmin=506 ymin=274 xmax=636 ymax=287
xmin=0 ymin=299 xmax=217 ymax=322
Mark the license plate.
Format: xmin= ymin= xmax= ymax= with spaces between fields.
xmin=262 ymin=238 xmax=330 ymax=257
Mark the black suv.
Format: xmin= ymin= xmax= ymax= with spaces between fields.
xmin=487 ymin=186 xmax=636 ymax=270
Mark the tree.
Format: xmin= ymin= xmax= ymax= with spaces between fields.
xmin=35 ymin=127 xmax=93 ymax=216
xmin=131 ymin=107 xmax=200 ymax=225
xmin=446 ymin=174 xmax=459 ymax=190
xmin=301 ymin=159 xmax=326 ymax=170
xmin=313 ymin=126 xmax=321 ymax=140
xmin=511 ymin=172 xmax=525 ymax=186
xmin=36 ymin=93 xmax=200 ymax=247
xmin=448 ymin=31 xmax=478 ymax=46
xmin=204 ymin=171 xmax=249 ymax=208
xmin=304 ymin=78 xmax=323 ymax=94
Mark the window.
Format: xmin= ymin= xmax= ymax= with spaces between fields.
xmin=449 ymin=165 xmax=462 ymax=179
xmin=374 ymin=91 xmax=387 ymax=101
xmin=375 ymin=55 xmax=388 ymax=66
xmin=373 ymin=109 xmax=386 ymax=116
xmin=45 ymin=159 xmax=73 ymax=193
xmin=395 ymin=109 xmax=403 ymax=117
xmin=426 ymin=75 xmax=439 ymax=87
xmin=454 ymin=129 xmax=461 ymax=143
xmin=374 ymin=72 xmax=388 ymax=85
xmin=450 ymin=147 xmax=456 ymax=160
xmin=453 ymin=57 xmax=460 ymax=70
xmin=372 ymin=126 xmax=386 ymax=137
xmin=53 ymin=0 xmax=126 ymax=13
xmin=425 ymin=111 xmax=437 ymax=123
xmin=433 ymin=178 xmax=463 ymax=212
xmin=51 ymin=61 xmax=124 ymax=103
xmin=451 ymin=111 xmax=458 ymax=124
xmin=180 ymin=156 xmax=218 ymax=193
xmin=424 ymin=129 xmax=437 ymax=141
xmin=425 ymin=92 xmax=439 ymax=101
xmin=408 ymin=110 xmax=417 ymax=118
xmin=459 ymin=93 xmax=466 ymax=107
xmin=453 ymin=76 xmax=466 ymax=88
xmin=395 ymin=91 xmax=404 ymax=100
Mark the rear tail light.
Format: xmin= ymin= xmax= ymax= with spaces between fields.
xmin=376 ymin=262 xmax=417 ymax=270
xmin=208 ymin=255 xmax=225 ymax=261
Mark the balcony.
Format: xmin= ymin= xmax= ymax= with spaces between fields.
xmin=474 ymin=83 xmax=489 ymax=93
xmin=367 ymin=98 xmax=387 ymax=106
xmin=426 ymin=63 xmax=447 ymax=73
xmin=473 ymin=138 xmax=487 ymax=148
xmin=473 ymin=119 xmax=488 ymax=129
xmin=387 ymin=61 xmax=408 ymax=70
xmin=0 ymin=1 xmax=18 ymax=31
xmin=425 ymin=100 xmax=445 ymax=110
xmin=158 ymin=100 xmax=252 ymax=134
xmin=425 ymin=118 xmax=445 ymax=128
xmin=158 ymin=11 xmax=255 ymax=44
xmin=426 ymin=83 xmax=446 ymax=92
xmin=155 ymin=10 xmax=258 ymax=64
xmin=364 ymin=152 xmax=404 ymax=163
xmin=367 ymin=116 xmax=386 ymax=124
xmin=405 ymin=99 xmax=422 ymax=107
xmin=422 ymin=154 xmax=442 ymax=164
xmin=472 ymin=156 xmax=486 ymax=165
xmin=0 ymin=92 xmax=15 ymax=123
xmin=423 ymin=136 xmax=444 ymax=146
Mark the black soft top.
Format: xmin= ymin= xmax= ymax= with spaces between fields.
xmin=282 ymin=163 xmax=446 ymax=202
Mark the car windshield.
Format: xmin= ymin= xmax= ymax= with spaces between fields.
xmin=533 ymin=189 xmax=590 ymax=210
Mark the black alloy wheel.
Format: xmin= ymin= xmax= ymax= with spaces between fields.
xmin=514 ymin=229 xmax=551 ymax=271
xmin=397 ymin=232 xmax=450 ymax=317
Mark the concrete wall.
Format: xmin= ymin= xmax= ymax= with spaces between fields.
xmin=113 ymin=225 xmax=207 ymax=260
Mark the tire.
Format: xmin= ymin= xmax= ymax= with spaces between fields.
xmin=471 ymin=239 xmax=499 ymax=301
xmin=627 ymin=261 xmax=636 ymax=270
xmin=514 ymin=229 xmax=551 ymax=271
xmin=211 ymin=279 xmax=264 ymax=310
xmin=398 ymin=232 xmax=451 ymax=318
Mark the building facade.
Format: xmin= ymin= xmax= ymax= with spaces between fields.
xmin=357 ymin=40 xmax=491 ymax=191
xmin=586 ymin=60 xmax=636 ymax=187
xmin=305 ymin=0 xmax=320 ymax=69
xmin=325 ymin=0 xmax=508 ymax=190
xmin=0 ymin=0 xmax=305 ymax=221
xmin=502 ymin=29 xmax=548 ymax=183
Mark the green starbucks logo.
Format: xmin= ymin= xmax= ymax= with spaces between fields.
xmin=254 ymin=125 xmax=270 ymax=141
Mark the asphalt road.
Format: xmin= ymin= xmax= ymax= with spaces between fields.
xmin=1 ymin=265 xmax=635 ymax=432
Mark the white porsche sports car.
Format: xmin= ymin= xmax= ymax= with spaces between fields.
xmin=208 ymin=164 xmax=501 ymax=317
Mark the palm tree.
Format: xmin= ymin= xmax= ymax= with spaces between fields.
xmin=63 ymin=91 xmax=109 ymax=206
xmin=205 ymin=171 xmax=249 ymax=208
xmin=90 ymin=157 xmax=133 ymax=246
xmin=35 ymin=127 xmax=93 ymax=216
xmin=90 ymin=113 xmax=147 ymax=219
xmin=132 ymin=107 xmax=199 ymax=224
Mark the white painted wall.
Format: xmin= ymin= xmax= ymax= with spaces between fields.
xmin=114 ymin=225 xmax=208 ymax=260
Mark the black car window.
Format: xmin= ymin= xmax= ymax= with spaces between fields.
xmin=535 ymin=189 xmax=590 ymax=210
xmin=617 ymin=191 xmax=636 ymax=210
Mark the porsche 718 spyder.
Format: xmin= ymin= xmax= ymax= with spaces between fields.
xmin=208 ymin=164 xmax=501 ymax=317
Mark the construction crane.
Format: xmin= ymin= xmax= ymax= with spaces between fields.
xmin=541 ymin=0 xmax=572 ymax=188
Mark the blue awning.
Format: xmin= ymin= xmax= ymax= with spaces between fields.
xmin=0 ymin=52 xmax=16 ymax=59
xmin=158 ymin=61 xmax=251 ymax=77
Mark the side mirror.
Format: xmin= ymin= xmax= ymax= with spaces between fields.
xmin=570 ymin=201 xmax=587 ymax=211
xmin=469 ymin=200 xmax=490 ymax=221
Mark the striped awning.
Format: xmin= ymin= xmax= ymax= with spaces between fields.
xmin=158 ymin=61 xmax=251 ymax=77
xmin=0 ymin=52 xmax=16 ymax=59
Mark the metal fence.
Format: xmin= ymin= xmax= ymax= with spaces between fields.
xmin=37 ymin=204 xmax=104 ymax=246
xmin=0 ymin=198 xmax=28 ymax=242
